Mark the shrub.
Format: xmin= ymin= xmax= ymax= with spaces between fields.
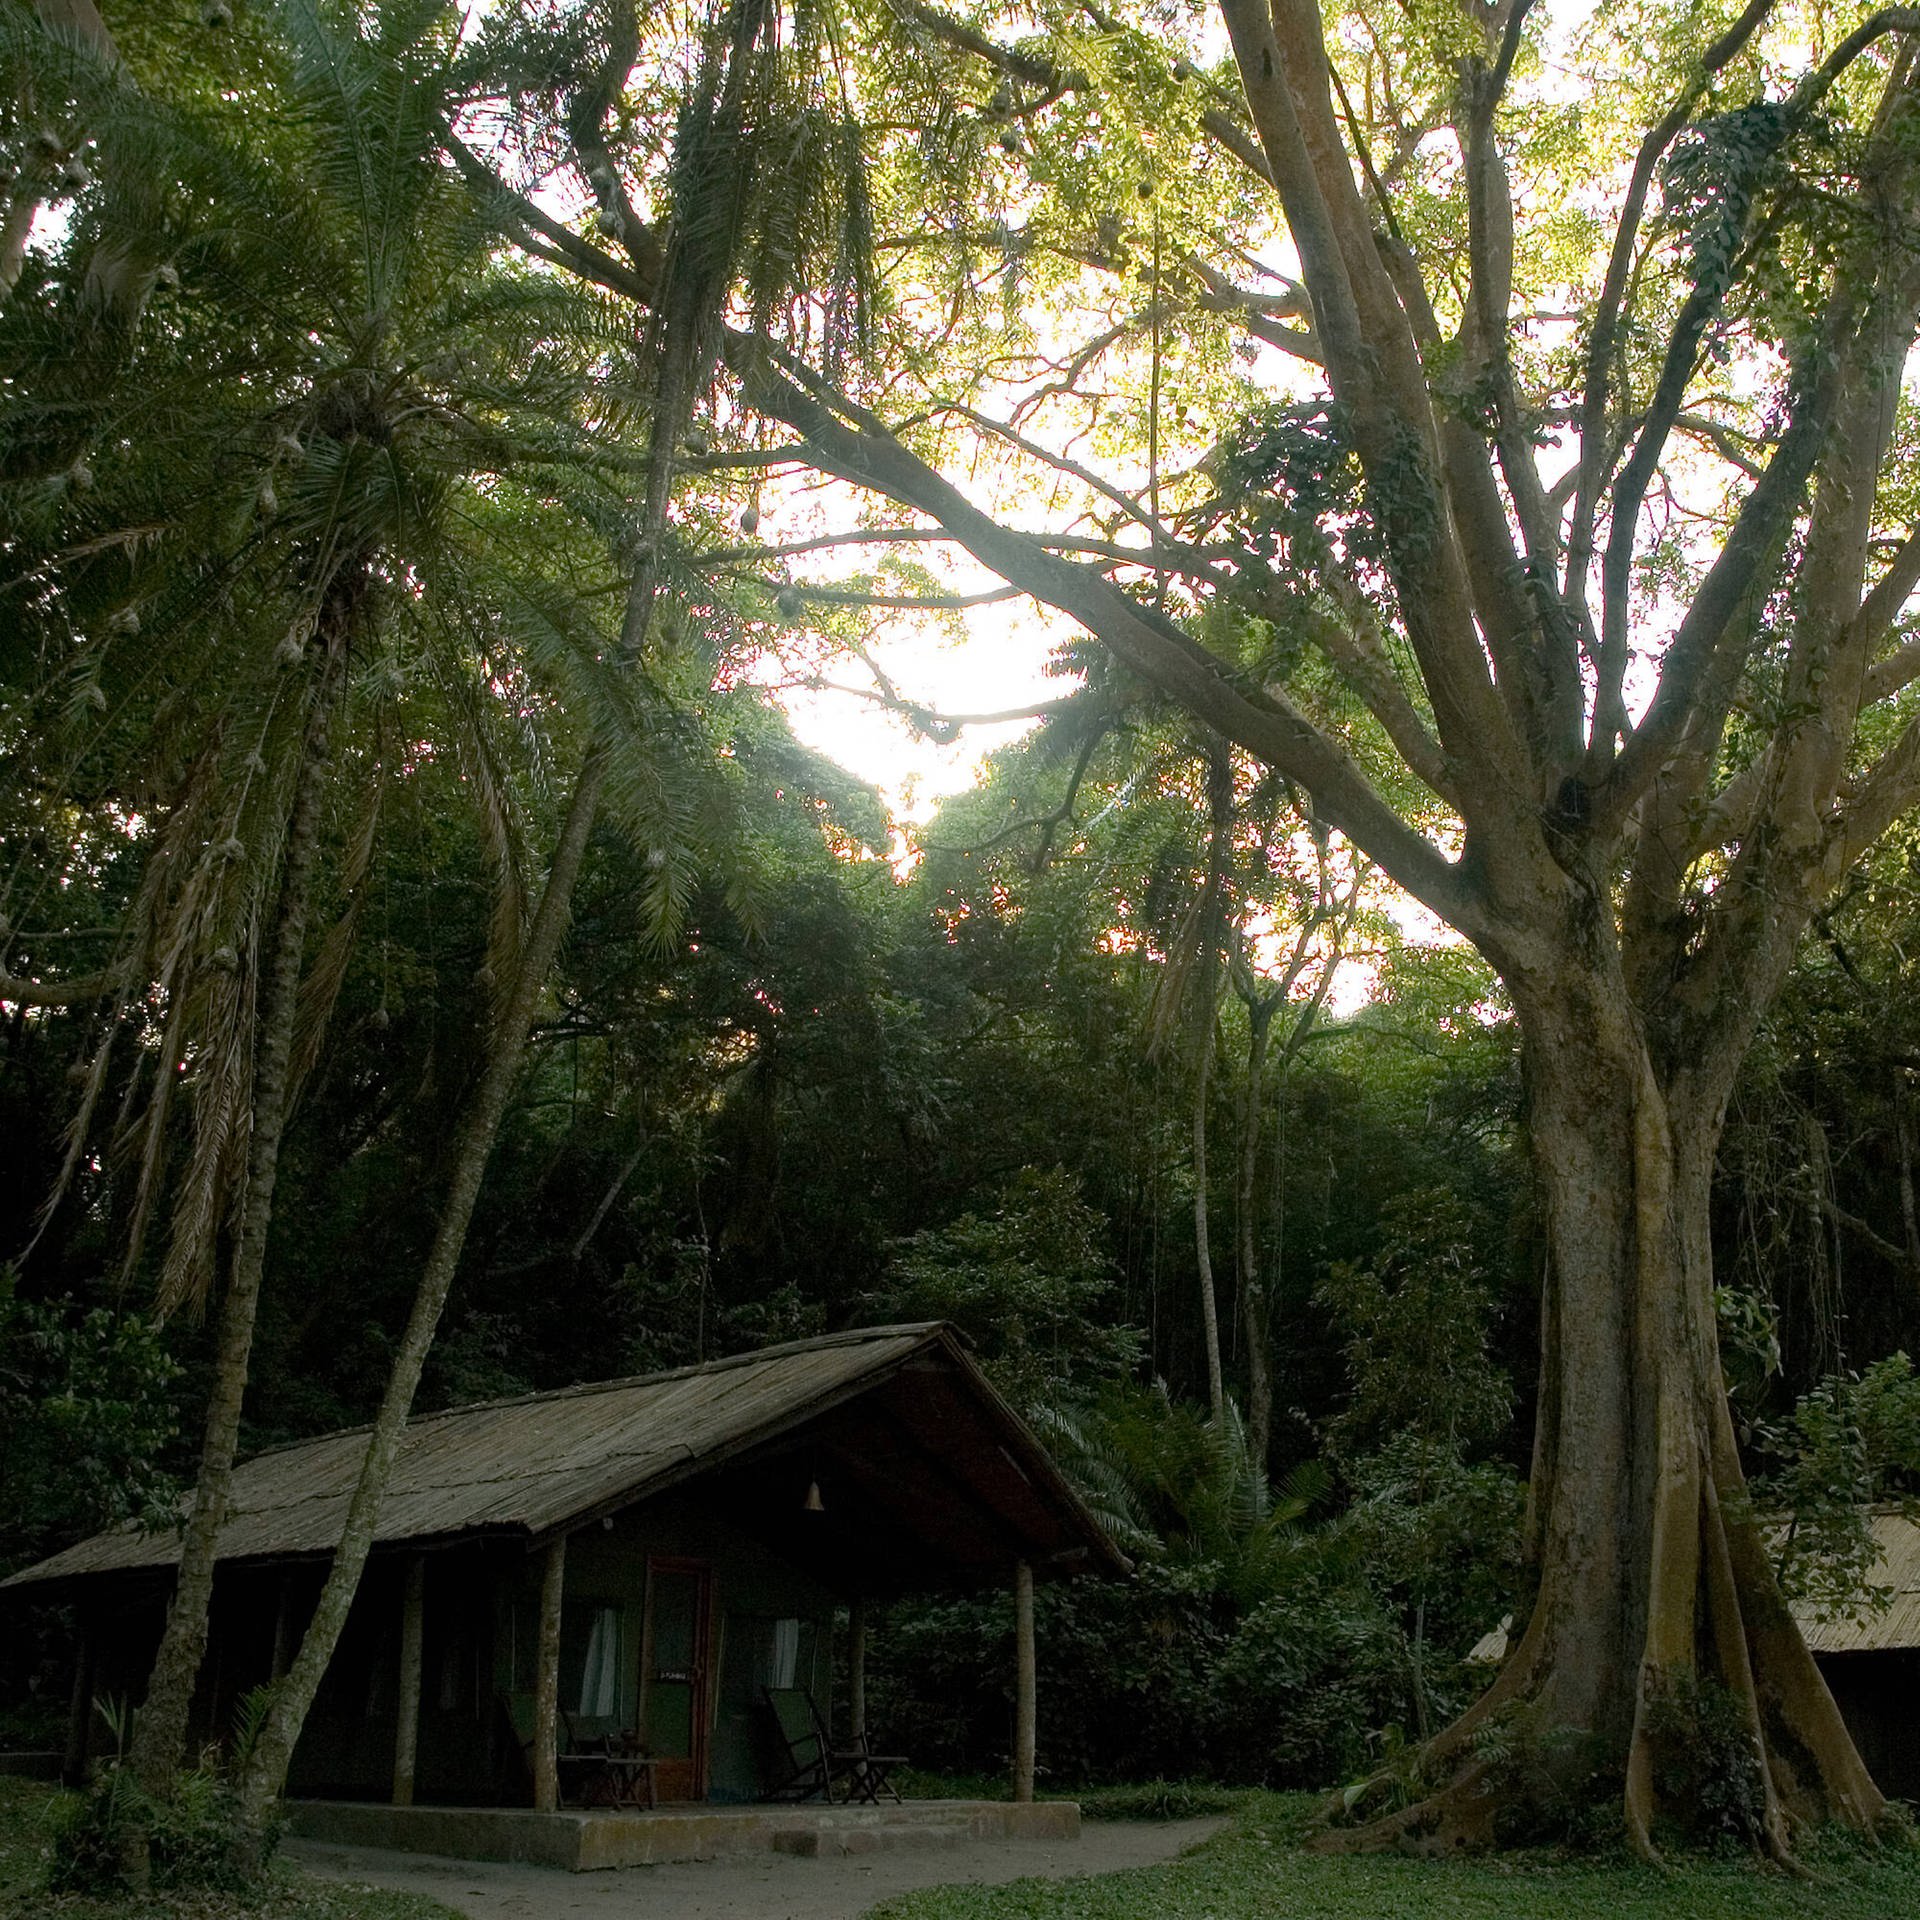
xmin=867 ymin=1561 xmax=1234 ymax=1785
xmin=46 ymin=1755 xmax=279 ymax=1895
xmin=1206 ymin=1576 xmax=1428 ymax=1787
xmin=1075 ymin=1779 xmax=1244 ymax=1820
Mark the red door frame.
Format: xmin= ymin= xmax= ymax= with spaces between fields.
xmin=639 ymin=1555 xmax=713 ymax=1802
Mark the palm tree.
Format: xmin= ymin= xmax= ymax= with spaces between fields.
xmin=1 ymin=0 xmax=673 ymax=1832
xmin=232 ymin=0 xmax=884 ymax=1830
xmin=1035 ymin=1383 xmax=1328 ymax=1609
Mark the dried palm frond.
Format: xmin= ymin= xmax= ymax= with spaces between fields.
xmin=155 ymin=904 xmax=259 ymax=1319
xmin=288 ymin=761 xmax=387 ymax=1091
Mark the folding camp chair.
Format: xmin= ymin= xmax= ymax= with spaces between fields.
xmin=760 ymin=1686 xmax=905 ymax=1804
xmin=804 ymin=1689 xmax=905 ymax=1805
xmin=762 ymin=1685 xmax=861 ymax=1801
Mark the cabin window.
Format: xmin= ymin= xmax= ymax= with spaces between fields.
xmin=559 ymin=1601 xmax=623 ymax=1720
xmin=720 ymin=1613 xmax=818 ymax=1713
xmin=769 ymin=1618 xmax=802 ymax=1690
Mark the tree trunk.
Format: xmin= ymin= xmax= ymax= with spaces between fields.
xmin=848 ymin=1597 xmax=867 ymax=1743
xmin=1190 ymin=995 xmax=1226 ymax=1426
xmin=1898 ymin=1079 xmax=1918 ymax=1273
xmin=1236 ymin=999 xmax=1275 ymax=1466
xmin=1189 ymin=751 xmax=1232 ymax=1425
xmin=125 ymin=592 xmax=355 ymax=1809
xmin=234 ymin=743 xmax=609 ymax=1832
xmin=1329 ymin=956 xmax=1885 ymax=1855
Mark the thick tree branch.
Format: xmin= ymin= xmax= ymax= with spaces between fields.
xmin=1592 ymin=331 xmax=1846 ymax=838
xmin=441 ymin=129 xmax=656 ymax=303
xmin=1188 ymin=256 xmax=1321 ymax=363
xmin=764 ymin=581 xmax=1020 ymax=611
xmin=1830 ymin=709 xmax=1920 ymax=876
xmin=889 ymin=0 xmax=1277 ymax=190
xmin=0 ymin=964 xmax=125 ymax=1008
xmin=732 ymin=344 xmax=1483 ymax=933
xmin=1288 ymin=562 xmax=1458 ymax=805
xmin=1856 ymin=526 xmax=1920 ymax=703
xmin=1812 ymin=1182 xmax=1918 ymax=1275
xmin=1221 ymin=0 xmax=1531 ymax=816
xmin=796 ymin=678 xmax=1080 ymax=731
xmin=1565 ymin=0 xmax=1780 ymax=633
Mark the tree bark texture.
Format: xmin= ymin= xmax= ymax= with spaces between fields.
xmin=848 ymin=1597 xmax=867 ymax=1743
xmin=1235 ymin=999 xmax=1276 ymax=1467
xmin=126 ymin=595 xmax=354 ymax=1802
xmin=1190 ymin=1011 xmax=1225 ymax=1427
xmin=1189 ymin=751 xmax=1232 ymax=1425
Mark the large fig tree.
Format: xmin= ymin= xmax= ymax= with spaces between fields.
xmin=470 ymin=0 xmax=1920 ymax=1852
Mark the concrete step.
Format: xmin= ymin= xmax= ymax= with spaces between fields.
xmin=288 ymin=1796 xmax=1080 ymax=1871
xmin=771 ymin=1819 xmax=971 ymax=1858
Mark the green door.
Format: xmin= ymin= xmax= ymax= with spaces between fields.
xmin=642 ymin=1558 xmax=712 ymax=1801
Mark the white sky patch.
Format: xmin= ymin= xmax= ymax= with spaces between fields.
xmin=776 ymin=590 xmax=1071 ymax=822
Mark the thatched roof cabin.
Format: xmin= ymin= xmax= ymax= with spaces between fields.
xmin=5 ymin=1323 xmax=1122 ymax=1809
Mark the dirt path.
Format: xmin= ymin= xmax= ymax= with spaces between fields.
xmin=286 ymin=1815 xmax=1226 ymax=1920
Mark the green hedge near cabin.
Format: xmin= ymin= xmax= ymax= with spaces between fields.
xmin=867 ymin=1564 xmax=1489 ymax=1791
xmin=869 ymin=1794 xmax=1920 ymax=1920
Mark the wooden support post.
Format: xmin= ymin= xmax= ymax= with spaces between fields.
xmin=1013 ymin=1559 xmax=1035 ymax=1805
xmin=62 ymin=1622 xmax=94 ymax=1788
xmin=392 ymin=1555 xmax=426 ymax=1808
xmin=849 ymin=1597 xmax=868 ymax=1743
xmin=533 ymin=1535 xmax=567 ymax=1813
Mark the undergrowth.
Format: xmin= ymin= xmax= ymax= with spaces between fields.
xmin=0 ymin=1779 xmax=454 ymax=1920
xmin=1073 ymin=1781 xmax=1246 ymax=1821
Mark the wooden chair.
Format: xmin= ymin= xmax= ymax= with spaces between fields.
xmin=499 ymin=1693 xmax=657 ymax=1810
xmin=761 ymin=1685 xmax=859 ymax=1801
xmin=760 ymin=1686 xmax=905 ymax=1804
xmin=559 ymin=1706 xmax=658 ymax=1809
xmin=805 ymin=1691 xmax=905 ymax=1806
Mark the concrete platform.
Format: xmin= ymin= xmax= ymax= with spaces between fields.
xmin=285 ymin=1798 xmax=1081 ymax=1872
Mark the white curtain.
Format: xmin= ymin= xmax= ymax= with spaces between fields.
xmin=578 ymin=1605 xmax=619 ymax=1718
xmin=769 ymin=1617 xmax=801 ymax=1690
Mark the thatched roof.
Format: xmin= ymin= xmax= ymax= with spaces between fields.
xmin=3 ymin=1323 xmax=1125 ymax=1594
xmin=1469 ymin=1509 xmax=1920 ymax=1664
xmin=1794 ymin=1510 xmax=1920 ymax=1655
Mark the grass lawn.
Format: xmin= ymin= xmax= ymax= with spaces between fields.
xmin=0 ymin=1779 xmax=457 ymax=1920
xmin=871 ymin=1792 xmax=1920 ymax=1920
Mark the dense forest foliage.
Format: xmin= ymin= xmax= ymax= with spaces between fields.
xmin=10 ymin=0 xmax=1920 ymax=1877
xmin=9 ymin=663 xmax=1920 ymax=1789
